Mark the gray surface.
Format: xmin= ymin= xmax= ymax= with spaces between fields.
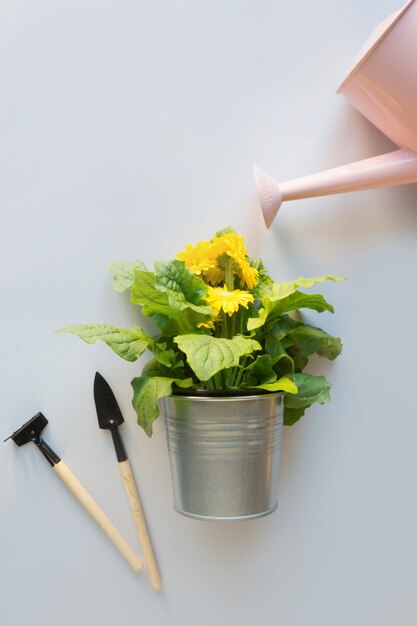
xmin=1 ymin=1 xmax=417 ymax=625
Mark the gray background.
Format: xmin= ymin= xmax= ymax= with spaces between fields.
xmin=1 ymin=1 xmax=416 ymax=625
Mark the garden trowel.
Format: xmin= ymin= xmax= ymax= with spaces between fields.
xmin=93 ymin=372 xmax=162 ymax=591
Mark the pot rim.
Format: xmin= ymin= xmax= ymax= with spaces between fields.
xmin=169 ymin=388 xmax=285 ymax=401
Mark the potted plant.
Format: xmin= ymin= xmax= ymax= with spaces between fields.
xmin=61 ymin=227 xmax=342 ymax=520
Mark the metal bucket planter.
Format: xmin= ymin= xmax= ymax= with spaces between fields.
xmin=160 ymin=392 xmax=284 ymax=521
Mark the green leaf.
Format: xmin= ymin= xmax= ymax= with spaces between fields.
xmin=248 ymin=291 xmax=334 ymax=331
xmin=272 ymin=291 xmax=334 ymax=316
xmin=284 ymin=373 xmax=331 ymax=409
xmin=248 ymin=275 xmax=343 ymax=331
xmin=174 ymin=334 xmax=261 ymax=381
xmin=131 ymin=270 xmax=210 ymax=333
xmin=58 ymin=324 xmax=150 ymax=362
xmin=265 ymin=331 xmax=293 ymax=358
xmin=247 ymin=305 xmax=269 ymax=330
xmin=108 ymin=260 xmax=148 ymax=292
xmin=131 ymin=270 xmax=175 ymax=317
xmin=247 ymin=377 xmax=298 ymax=394
xmin=141 ymin=358 xmax=170 ymax=378
xmin=148 ymin=340 xmax=176 ymax=367
xmin=266 ymin=316 xmax=299 ymax=342
xmin=249 ymin=354 xmax=277 ymax=384
xmin=283 ymin=372 xmax=333 ymax=425
xmin=284 ymin=406 xmax=307 ymax=426
xmin=131 ymin=376 xmax=169 ymax=437
xmin=285 ymin=346 xmax=309 ymax=373
xmin=131 ymin=375 xmax=193 ymax=437
xmin=154 ymin=260 xmax=212 ymax=315
xmin=267 ymin=275 xmax=344 ymax=301
xmin=263 ymin=337 xmax=295 ymax=377
xmin=250 ymin=259 xmax=274 ymax=298
xmin=288 ymin=324 xmax=342 ymax=360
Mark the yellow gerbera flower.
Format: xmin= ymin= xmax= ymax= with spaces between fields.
xmin=206 ymin=285 xmax=254 ymax=316
xmin=177 ymin=231 xmax=259 ymax=289
xmin=223 ymin=232 xmax=247 ymax=262
xmin=204 ymin=266 xmax=225 ymax=285
xmin=239 ymin=263 xmax=259 ymax=290
xmin=176 ymin=241 xmax=216 ymax=275
xmin=211 ymin=232 xmax=259 ymax=288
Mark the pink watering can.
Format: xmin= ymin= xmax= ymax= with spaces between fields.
xmin=255 ymin=0 xmax=417 ymax=227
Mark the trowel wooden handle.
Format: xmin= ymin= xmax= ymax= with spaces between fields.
xmin=118 ymin=459 xmax=162 ymax=591
xmin=53 ymin=460 xmax=143 ymax=573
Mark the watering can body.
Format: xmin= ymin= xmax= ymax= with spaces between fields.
xmin=256 ymin=0 xmax=417 ymax=227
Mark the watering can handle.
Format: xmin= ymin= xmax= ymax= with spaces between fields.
xmin=53 ymin=460 xmax=143 ymax=573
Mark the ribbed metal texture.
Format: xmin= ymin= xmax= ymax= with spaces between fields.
xmin=161 ymin=393 xmax=284 ymax=521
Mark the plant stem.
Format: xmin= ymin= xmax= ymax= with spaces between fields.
xmin=234 ymin=356 xmax=249 ymax=388
xmin=221 ymin=312 xmax=228 ymax=338
xmin=229 ymin=312 xmax=236 ymax=339
xmin=236 ymin=308 xmax=242 ymax=335
xmin=230 ymin=366 xmax=239 ymax=388
xmin=214 ymin=372 xmax=223 ymax=389
xmin=234 ymin=369 xmax=244 ymax=388
xmin=229 ymin=367 xmax=236 ymax=388
xmin=225 ymin=259 xmax=234 ymax=291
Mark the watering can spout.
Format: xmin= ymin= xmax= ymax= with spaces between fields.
xmin=253 ymin=166 xmax=282 ymax=228
xmin=255 ymin=149 xmax=417 ymax=227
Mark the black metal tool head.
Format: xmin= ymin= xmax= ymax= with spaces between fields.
xmin=4 ymin=412 xmax=60 ymax=466
xmin=93 ymin=372 xmax=128 ymax=463
xmin=4 ymin=412 xmax=49 ymax=446
xmin=94 ymin=372 xmax=125 ymax=430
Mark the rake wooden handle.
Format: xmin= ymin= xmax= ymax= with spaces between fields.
xmin=118 ymin=459 xmax=162 ymax=591
xmin=53 ymin=460 xmax=143 ymax=573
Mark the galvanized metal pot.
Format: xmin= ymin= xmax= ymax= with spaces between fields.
xmin=160 ymin=392 xmax=284 ymax=521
